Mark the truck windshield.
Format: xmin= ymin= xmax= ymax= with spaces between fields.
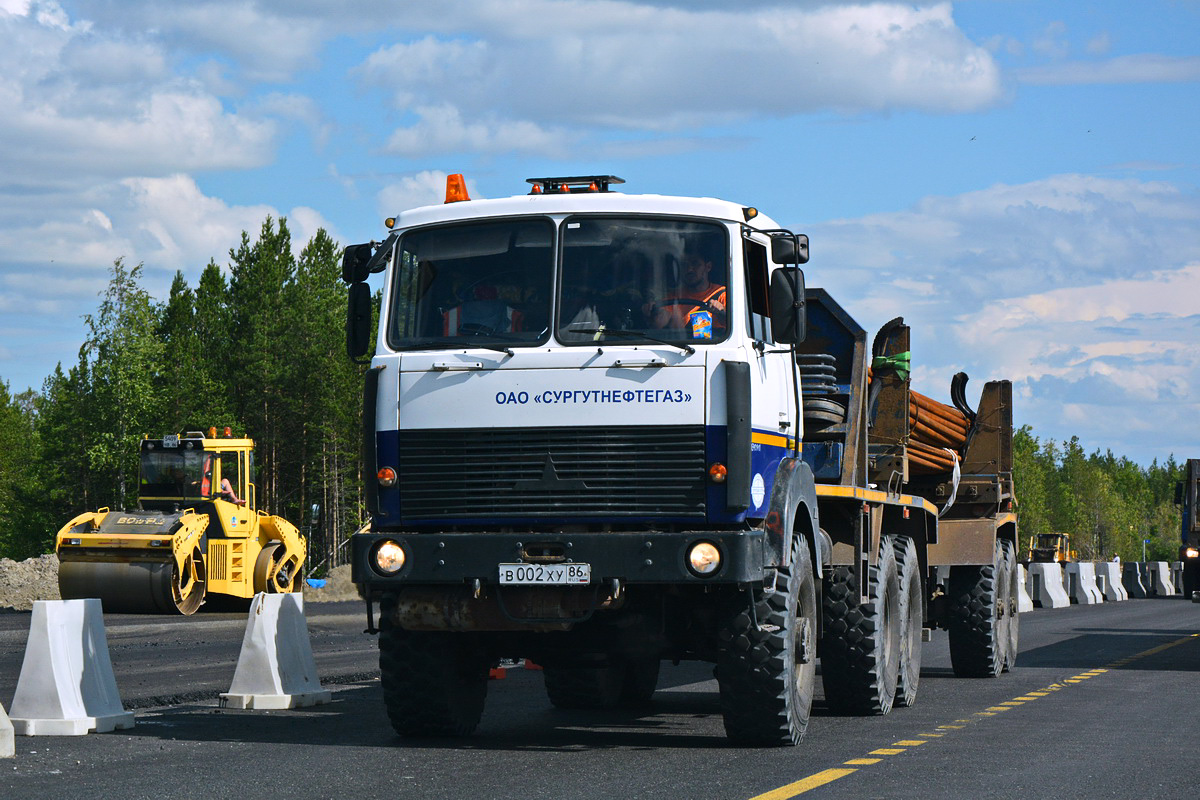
xmin=557 ymin=217 xmax=729 ymax=345
xmin=388 ymin=219 xmax=555 ymax=348
xmin=139 ymin=449 xmax=210 ymax=501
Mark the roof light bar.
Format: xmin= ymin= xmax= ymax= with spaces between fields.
xmin=526 ymin=175 xmax=625 ymax=194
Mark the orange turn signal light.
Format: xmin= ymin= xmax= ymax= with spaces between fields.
xmin=708 ymin=463 xmax=728 ymax=483
xmin=377 ymin=466 xmax=398 ymax=487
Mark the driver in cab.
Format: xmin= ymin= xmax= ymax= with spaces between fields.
xmin=649 ymin=252 xmax=727 ymax=336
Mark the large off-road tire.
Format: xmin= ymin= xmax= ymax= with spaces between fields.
xmin=893 ymin=535 xmax=923 ymax=707
xmin=948 ymin=539 xmax=1006 ymax=678
xmin=378 ymin=613 xmax=489 ymax=737
xmin=621 ymin=658 xmax=661 ymax=705
xmin=1000 ymin=539 xmax=1020 ymax=672
xmin=717 ymin=536 xmax=817 ymax=746
xmin=543 ymin=665 xmax=624 ymax=709
xmin=1184 ymin=559 xmax=1200 ymax=602
xmin=820 ymin=536 xmax=901 ymax=715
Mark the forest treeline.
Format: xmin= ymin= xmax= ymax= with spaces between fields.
xmin=0 ymin=218 xmax=364 ymax=572
xmin=0 ymin=217 xmax=1189 ymax=565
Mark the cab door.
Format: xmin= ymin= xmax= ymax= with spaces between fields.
xmin=742 ymin=234 xmax=796 ymax=515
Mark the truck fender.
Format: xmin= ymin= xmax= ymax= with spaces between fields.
xmin=763 ymin=457 xmax=821 ymax=578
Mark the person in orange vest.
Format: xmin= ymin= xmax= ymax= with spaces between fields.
xmin=650 ymin=251 xmax=727 ymax=335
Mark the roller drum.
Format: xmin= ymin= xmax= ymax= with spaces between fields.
xmin=58 ymin=557 xmax=205 ymax=615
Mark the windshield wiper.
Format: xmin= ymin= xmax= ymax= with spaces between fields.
xmin=566 ymin=326 xmax=695 ymax=355
xmin=405 ymin=338 xmax=514 ymax=356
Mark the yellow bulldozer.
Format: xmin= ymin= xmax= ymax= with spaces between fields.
xmin=56 ymin=429 xmax=306 ymax=614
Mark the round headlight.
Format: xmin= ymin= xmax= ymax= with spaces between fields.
xmin=687 ymin=541 xmax=722 ymax=577
xmin=374 ymin=540 xmax=406 ymax=575
xmin=1186 ymin=547 xmax=1200 ymax=560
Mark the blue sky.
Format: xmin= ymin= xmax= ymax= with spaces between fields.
xmin=1 ymin=0 xmax=1198 ymax=465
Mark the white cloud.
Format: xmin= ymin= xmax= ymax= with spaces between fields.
xmin=1032 ymin=20 xmax=1070 ymax=59
xmin=384 ymin=105 xmax=570 ymax=158
xmin=377 ymin=171 xmax=486 ymax=219
xmin=0 ymin=4 xmax=277 ymax=185
xmin=1086 ymin=32 xmax=1112 ymax=56
xmin=66 ymin=0 xmax=332 ymax=81
xmin=809 ymin=174 xmax=1200 ymax=463
xmin=357 ymin=1 xmax=1003 ymax=143
xmin=1017 ymin=54 xmax=1200 ymax=85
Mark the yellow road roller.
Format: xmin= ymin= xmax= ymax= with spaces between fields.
xmin=56 ymin=429 xmax=306 ymax=614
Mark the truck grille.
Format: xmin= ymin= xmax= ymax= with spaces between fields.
xmin=397 ymin=425 xmax=706 ymax=521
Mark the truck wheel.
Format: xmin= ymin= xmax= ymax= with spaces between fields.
xmin=894 ymin=535 xmax=922 ymax=707
xmin=1001 ymin=539 xmax=1020 ymax=672
xmin=820 ymin=536 xmax=901 ymax=715
xmin=543 ymin=665 xmax=623 ymax=709
xmin=378 ymin=614 xmax=489 ymax=737
xmin=621 ymin=658 xmax=661 ymax=705
xmin=717 ymin=535 xmax=817 ymax=746
xmin=948 ymin=539 xmax=1004 ymax=678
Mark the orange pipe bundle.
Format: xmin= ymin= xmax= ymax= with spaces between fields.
xmin=908 ymin=391 xmax=969 ymax=475
xmin=869 ymin=366 xmax=971 ymax=475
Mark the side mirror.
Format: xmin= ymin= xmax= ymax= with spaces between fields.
xmin=771 ymin=233 xmax=809 ymax=265
xmin=342 ymin=243 xmax=374 ymax=284
xmin=346 ymin=282 xmax=374 ymax=360
xmin=769 ymin=268 xmax=806 ymax=344
xmin=1176 ymin=481 xmax=1184 ymax=506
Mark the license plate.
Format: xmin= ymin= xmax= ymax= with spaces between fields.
xmin=498 ymin=563 xmax=591 ymax=585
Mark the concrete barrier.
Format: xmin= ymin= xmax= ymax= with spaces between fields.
xmin=1122 ymin=562 xmax=1148 ymax=598
xmin=1144 ymin=562 xmax=1176 ymax=597
xmin=220 ymin=592 xmax=332 ymax=710
xmin=1017 ymin=564 xmax=1035 ymax=613
xmin=1 ymin=702 xmax=13 ymax=758
xmin=1171 ymin=561 xmax=1185 ymax=594
xmin=1095 ymin=562 xmax=1129 ymax=602
xmin=1064 ymin=562 xmax=1104 ymax=604
xmin=7 ymin=599 xmax=135 ymax=736
xmin=1027 ymin=563 xmax=1071 ymax=608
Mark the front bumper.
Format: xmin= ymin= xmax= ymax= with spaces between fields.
xmin=351 ymin=529 xmax=767 ymax=588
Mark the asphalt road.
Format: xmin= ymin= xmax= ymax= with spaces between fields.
xmin=2 ymin=597 xmax=1198 ymax=800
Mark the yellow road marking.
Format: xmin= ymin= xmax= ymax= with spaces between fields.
xmin=748 ymin=633 xmax=1200 ymax=800
xmin=748 ymin=769 xmax=858 ymax=800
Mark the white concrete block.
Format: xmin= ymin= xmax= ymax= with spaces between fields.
xmin=1017 ymin=564 xmax=1035 ymax=613
xmin=220 ymin=593 xmax=332 ymax=709
xmin=1 ymin=702 xmax=13 ymax=757
xmin=1145 ymin=562 xmax=1176 ymax=597
xmin=1122 ymin=562 xmax=1148 ymax=598
xmin=7 ymin=599 xmax=135 ymax=736
xmin=1095 ymin=562 xmax=1129 ymax=602
xmin=1171 ymin=561 xmax=1185 ymax=594
xmin=1064 ymin=562 xmax=1104 ymax=604
xmin=1028 ymin=563 xmax=1071 ymax=609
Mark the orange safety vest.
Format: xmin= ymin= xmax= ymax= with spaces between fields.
xmin=661 ymin=284 xmax=726 ymax=329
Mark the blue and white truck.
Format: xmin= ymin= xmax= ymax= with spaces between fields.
xmin=342 ymin=175 xmax=1019 ymax=745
